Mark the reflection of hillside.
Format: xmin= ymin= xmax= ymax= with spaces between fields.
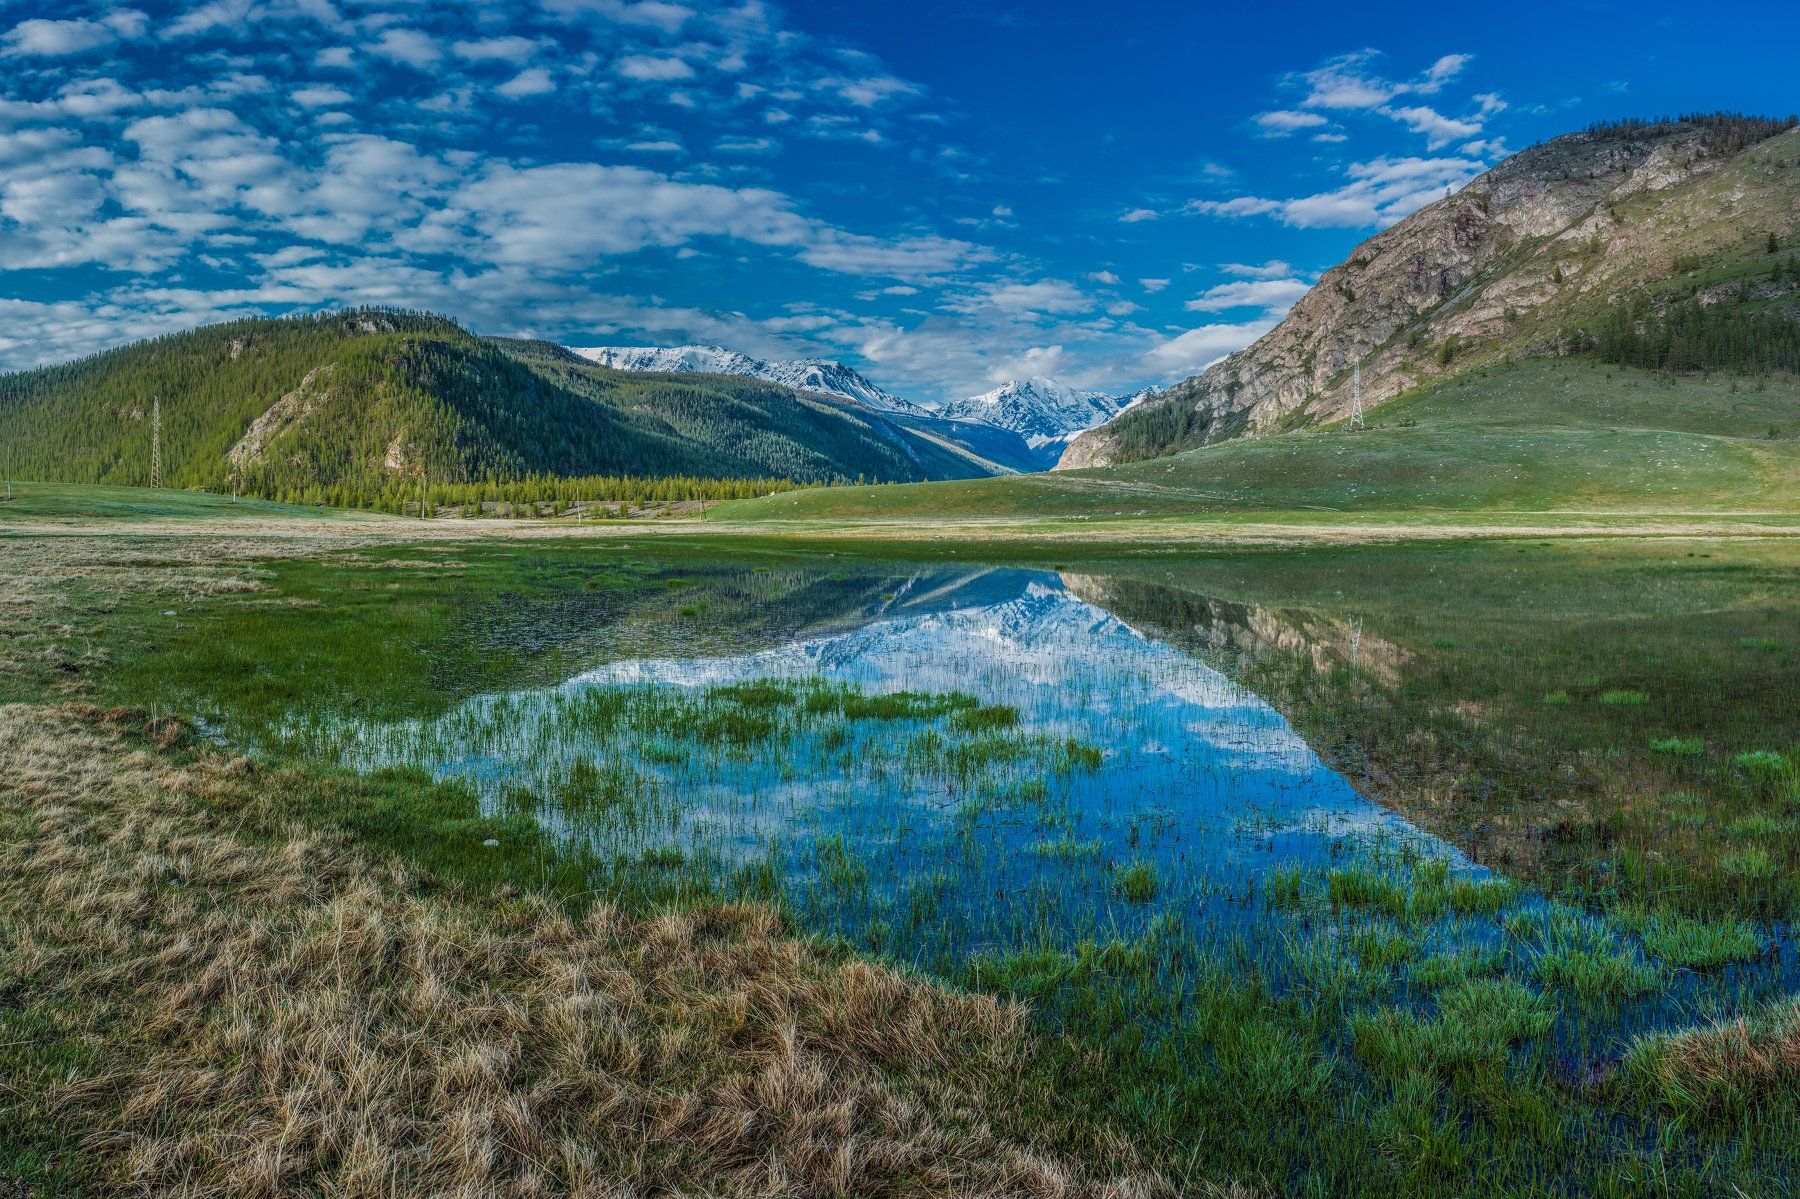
xmin=1060 ymin=574 xmax=1409 ymax=686
xmin=1061 ymin=570 xmax=1519 ymax=869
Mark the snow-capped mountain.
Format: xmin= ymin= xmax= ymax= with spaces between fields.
xmin=936 ymin=379 xmax=1131 ymax=449
xmin=573 ymin=344 xmax=929 ymax=417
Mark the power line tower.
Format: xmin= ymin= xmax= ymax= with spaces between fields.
xmin=1348 ymin=361 xmax=1365 ymax=431
xmin=149 ymin=396 xmax=163 ymax=488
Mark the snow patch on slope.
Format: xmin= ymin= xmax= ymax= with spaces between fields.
xmin=573 ymin=344 xmax=929 ymax=416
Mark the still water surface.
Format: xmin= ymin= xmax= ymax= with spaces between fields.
xmin=279 ymin=564 xmax=1796 ymax=1060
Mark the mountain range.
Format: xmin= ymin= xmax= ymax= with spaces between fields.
xmin=572 ymin=344 xmax=1139 ymax=464
xmin=937 ymin=379 xmax=1137 ymax=450
xmin=573 ymin=345 xmax=931 ymax=417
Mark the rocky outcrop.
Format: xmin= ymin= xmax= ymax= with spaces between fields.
xmin=1061 ymin=120 xmax=1800 ymax=470
xmin=226 ymin=363 xmax=337 ymax=469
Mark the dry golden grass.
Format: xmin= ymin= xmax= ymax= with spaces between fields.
xmin=1628 ymin=997 xmax=1800 ymax=1114
xmin=0 ymin=703 xmax=1171 ymax=1198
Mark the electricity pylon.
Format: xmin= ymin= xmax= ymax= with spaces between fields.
xmin=150 ymin=396 xmax=163 ymax=488
xmin=1349 ymin=361 xmax=1365 ymax=431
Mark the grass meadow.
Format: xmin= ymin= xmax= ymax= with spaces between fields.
xmin=1 ymin=513 xmax=1795 ymax=1197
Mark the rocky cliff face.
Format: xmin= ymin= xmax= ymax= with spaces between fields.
xmin=1061 ymin=119 xmax=1800 ymax=470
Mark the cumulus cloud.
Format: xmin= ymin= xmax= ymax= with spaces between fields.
xmin=1188 ymin=154 xmax=1487 ymax=229
xmin=1421 ymin=53 xmax=1472 ymax=90
xmin=1294 ymin=48 xmax=1472 ymax=110
xmin=1384 ymin=105 xmax=1482 ymax=149
xmin=1273 ymin=49 xmax=1501 ymax=148
xmin=1220 ymin=260 xmax=1295 ymax=279
xmin=822 ymin=74 xmax=919 ymax=107
xmin=1184 ymin=276 xmax=1311 ymax=314
xmin=2 ymin=12 xmax=145 ymax=57
xmin=291 ymin=85 xmax=353 ymax=109
xmin=369 ymin=28 xmax=441 ymax=69
xmin=1140 ymin=318 xmax=1279 ymax=376
xmin=946 ymin=279 xmax=1090 ymax=317
xmin=496 ymin=68 xmax=555 ymax=98
xmin=616 ymin=54 xmax=694 ymax=81
xmin=163 ymin=0 xmax=247 ymax=37
xmin=1253 ymin=109 xmax=1328 ymax=136
xmin=452 ymin=36 xmax=540 ymax=64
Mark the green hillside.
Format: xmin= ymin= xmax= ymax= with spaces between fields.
xmin=0 ymin=312 xmax=941 ymax=499
xmin=1078 ymin=117 xmax=1800 ymax=469
xmin=717 ymin=360 xmax=1800 ymax=521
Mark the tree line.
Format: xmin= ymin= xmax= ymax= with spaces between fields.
xmin=1589 ymin=295 xmax=1800 ymax=374
xmin=249 ymin=473 xmax=814 ymax=515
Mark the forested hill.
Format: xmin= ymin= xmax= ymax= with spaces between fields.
xmin=0 ymin=310 xmax=945 ymax=498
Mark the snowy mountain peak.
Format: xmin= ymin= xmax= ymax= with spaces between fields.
xmin=936 ymin=378 xmax=1131 ymax=449
xmin=572 ymin=344 xmax=928 ymax=416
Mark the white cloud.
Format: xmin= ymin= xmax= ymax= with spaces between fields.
xmin=1138 ymin=278 xmax=1170 ymax=293
xmin=988 ymin=344 xmax=1067 ymax=384
xmin=452 ymin=36 xmax=539 ymax=64
xmin=1185 ymin=195 xmax=1280 ymax=218
xmin=1088 ymin=270 xmax=1121 ymax=285
xmin=1295 ymin=51 xmax=1397 ymax=110
xmin=369 ymin=28 xmax=440 ymax=69
xmin=1253 ymin=110 xmax=1328 ymax=136
xmin=1184 ymin=277 xmax=1311 ymax=314
xmin=616 ymin=54 xmax=694 ymax=81
xmin=496 ymin=68 xmax=554 ymax=98
xmin=797 ymin=229 xmax=984 ymax=279
xmin=165 ymin=0 xmax=252 ymax=38
xmin=1189 ymin=155 xmax=1486 ymax=229
xmin=2 ymin=15 xmax=140 ymax=57
xmin=715 ymin=136 xmax=775 ymax=154
xmin=1221 ymin=260 xmax=1295 ymax=279
xmin=541 ymin=0 xmax=695 ymax=35
xmin=822 ymin=75 xmax=919 ymax=107
xmin=1421 ymin=54 xmax=1472 ymax=90
xmin=1141 ymin=319 xmax=1279 ymax=376
xmin=947 ymin=279 xmax=1090 ymax=317
xmin=1119 ymin=207 xmax=1159 ymax=223
xmin=1384 ymin=105 xmax=1482 ymax=149
xmin=292 ymin=85 xmax=353 ymax=109
xmin=1294 ymin=48 xmax=1474 ymax=111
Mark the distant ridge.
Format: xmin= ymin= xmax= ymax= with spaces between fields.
xmin=940 ymin=378 xmax=1136 ymax=449
xmin=573 ymin=345 xmax=931 ymax=416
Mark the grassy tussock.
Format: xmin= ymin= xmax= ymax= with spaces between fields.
xmin=1626 ymin=998 xmax=1800 ymax=1118
xmin=0 ymin=703 xmax=1168 ymax=1198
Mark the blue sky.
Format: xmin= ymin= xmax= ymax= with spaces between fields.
xmin=2 ymin=0 xmax=1796 ymax=402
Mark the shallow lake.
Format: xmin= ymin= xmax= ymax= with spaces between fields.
xmin=277 ymin=561 xmax=1796 ymax=1063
